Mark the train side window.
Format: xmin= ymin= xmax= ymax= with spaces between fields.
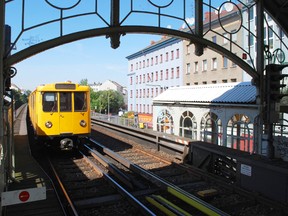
xmin=43 ymin=92 xmax=58 ymax=112
xmin=74 ymin=92 xmax=86 ymax=111
xmin=60 ymin=92 xmax=72 ymax=112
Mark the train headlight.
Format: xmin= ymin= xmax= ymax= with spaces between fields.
xmin=80 ymin=120 xmax=87 ymax=127
xmin=45 ymin=121 xmax=53 ymax=128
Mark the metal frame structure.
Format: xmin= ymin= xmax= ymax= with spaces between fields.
xmin=0 ymin=0 xmax=287 ymax=176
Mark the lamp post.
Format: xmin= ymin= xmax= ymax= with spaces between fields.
xmin=107 ymin=91 xmax=110 ymax=121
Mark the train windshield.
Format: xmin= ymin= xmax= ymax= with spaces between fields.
xmin=60 ymin=92 xmax=72 ymax=112
xmin=74 ymin=92 xmax=87 ymax=112
xmin=43 ymin=92 xmax=58 ymax=112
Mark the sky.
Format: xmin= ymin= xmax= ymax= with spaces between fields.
xmin=5 ymin=0 xmax=229 ymax=91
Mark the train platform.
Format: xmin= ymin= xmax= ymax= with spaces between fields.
xmin=2 ymin=106 xmax=64 ymax=216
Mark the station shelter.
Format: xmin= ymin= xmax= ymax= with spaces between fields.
xmin=152 ymin=82 xmax=260 ymax=154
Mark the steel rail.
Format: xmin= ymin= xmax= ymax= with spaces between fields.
xmin=78 ymin=150 xmax=157 ymax=216
xmin=86 ymin=146 xmax=134 ymax=189
xmin=48 ymin=159 xmax=79 ymax=216
xmin=86 ymin=137 xmax=230 ymax=216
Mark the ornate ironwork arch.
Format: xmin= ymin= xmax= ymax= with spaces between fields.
xmin=4 ymin=0 xmax=284 ymax=80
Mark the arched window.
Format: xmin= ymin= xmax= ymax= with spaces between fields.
xmin=227 ymin=114 xmax=253 ymax=153
xmin=200 ymin=112 xmax=222 ymax=145
xmin=157 ymin=110 xmax=174 ymax=134
xmin=179 ymin=111 xmax=197 ymax=139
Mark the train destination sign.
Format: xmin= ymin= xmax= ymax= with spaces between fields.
xmin=1 ymin=187 xmax=46 ymax=206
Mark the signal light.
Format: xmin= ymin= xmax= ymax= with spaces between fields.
xmin=266 ymin=64 xmax=288 ymax=103
xmin=264 ymin=64 xmax=288 ymax=123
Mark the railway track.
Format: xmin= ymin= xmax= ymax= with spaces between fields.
xmin=44 ymin=134 xmax=285 ymax=216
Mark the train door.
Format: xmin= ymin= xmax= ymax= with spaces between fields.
xmin=59 ymin=92 xmax=73 ymax=134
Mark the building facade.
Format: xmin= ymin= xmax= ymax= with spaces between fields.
xmin=183 ymin=7 xmax=251 ymax=85
xmin=126 ymin=4 xmax=250 ymax=116
xmin=126 ymin=37 xmax=183 ymax=115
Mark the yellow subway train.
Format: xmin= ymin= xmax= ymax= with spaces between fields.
xmin=28 ymin=81 xmax=90 ymax=149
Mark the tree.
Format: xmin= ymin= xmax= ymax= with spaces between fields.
xmin=79 ymin=78 xmax=88 ymax=86
xmin=11 ymin=89 xmax=29 ymax=109
xmin=92 ymin=90 xmax=125 ymax=114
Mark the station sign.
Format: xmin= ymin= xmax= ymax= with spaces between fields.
xmin=1 ymin=187 xmax=46 ymax=206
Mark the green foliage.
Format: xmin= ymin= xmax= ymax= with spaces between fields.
xmin=91 ymin=89 xmax=125 ymax=114
xmin=12 ymin=89 xmax=29 ymax=109
xmin=79 ymin=78 xmax=88 ymax=86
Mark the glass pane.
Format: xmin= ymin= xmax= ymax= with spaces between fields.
xmin=60 ymin=92 xmax=72 ymax=112
xmin=74 ymin=92 xmax=87 ymax=111
xmin=42 ymin=92 xmax=57 ymax=112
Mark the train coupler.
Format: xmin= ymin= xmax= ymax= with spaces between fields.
xmin=60 ymin=138 xmax=73 ymax=150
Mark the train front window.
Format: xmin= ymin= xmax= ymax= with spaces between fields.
xmin=60 ymin=92 xmax=72 ymax=112
xmin=74 ymin=92 xmax=87 ymax=111
xmin=43 ymin=92 xmax=57 ymax=112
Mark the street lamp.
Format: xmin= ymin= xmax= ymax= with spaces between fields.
xmin=108 ymin=90 xmax=110 ymax=121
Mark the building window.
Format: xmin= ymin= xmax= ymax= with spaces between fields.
xmin=147 ymin=59 xmax=149 ymax=67
xmin=222 ymin=79 xmax=227 ymax=83
xmin=248 ymin=34 xmax=254 ymax=47
xmin=186 ymin=44 xmax=190 ymax=54
xmin=223 ymin=33 xmax=228 ymax=44
xmin=139 ymin=75 xmax=142 ymax=84
xmin=223 ymin=56 xmax=228 ymax=68
xmin=212 ymin=80 xmax=217 ymax=84
xmin=130 ymin=64 xmax=133 ymax=71
xmin=194 ymin=61 xmax=198 ymax=73
xmin=202 ymin=59 xmax=207 ymax=71
xmin=194 ymin=82 xmax=198 ymax=85
xmin=143 ymin=89 xmax=145 ymax=97
xmin=212 ymin=35 xmax=217 ymax=43
xmin=147 ymin=73 xmax=150 ymax=83
xmin=147 ymin=88 xmax=149 ymax=97
xmin=268 ymin=25 xmax=273 ymax=49
xmin=136 ymin=62 xmax=138 ymax=70
xmin=171 ymin=50 xmax=174 ymax=60
xmin=139 ymin=89 xmax=142 ymax=98
xmin=231 ymin=29 xmax=237 ymax=41
xmin=179 ymin=111 xmax=197 ymax=139
xmin=143 ymin=74 xmax=146 ymax=83
xmin=151 ymin=88 xmax=154 ymax=97
xmin=155 ymin=71 xmax=158 ymax=81
xmin=231 ymin=78 xmax=237 ymax=82
xmin=156 ymin=56 xmax=158 ymax=64
xmin=151 ymin=72 xmax=154 ymax=82
xmin=186 ymin=63 xmax=191 ymax=74
xmin=212 ymin=58 xmax=217 ymax=70
xmin=143 ymin=60 xmax=145 ymax=68
xmin=166 ymin=52 xmax=169 ymax=61
xmin=176 ymin=49 xmax=179 ymax=59
xmin=139 ymin=61 xmax=142 ymax=69
xmin=156 ymin=88 xmax=159 ymax=96
xmin=130 ymin=77 xmax=133 ymax=85
xmin=136 ymin=76 xmax=138 ymax=84
xmin=176 ymin=67 xmax=180 ymax=78
xmin=151 ymin=57 xmax=153 ymax=66
xmin=136 ymin=89 xmax=138 ymax=98
xmin=160 ymin=54 xmax=163 ymax=63
xmin=203 ymin=81 xmax=207 ymax=84
xmin=171 ymin=68 xmax=174 ymax=79
xmin=160 ymin=70 xmax=163 ymax=80
xmin=249 ymin=7 xmax=253 ymax=21
xmin=130 ymin=90 xmax=133 ymax=98
xmin=166 ymin=69 xmax=169 ymax=80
